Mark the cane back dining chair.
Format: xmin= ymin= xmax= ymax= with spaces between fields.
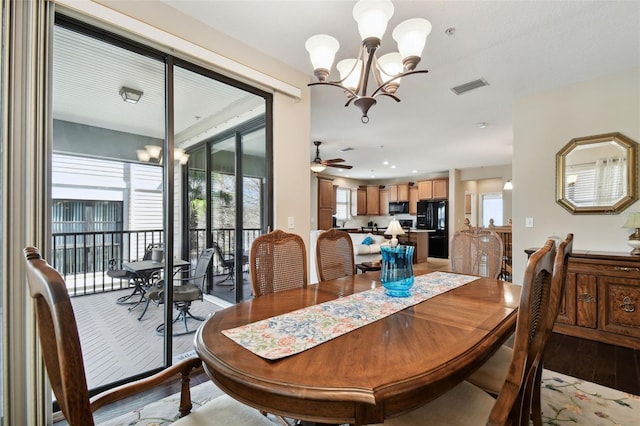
xmin=24 ymin=246 xmax=276 ymax=426
xmin=450 ymin=228 xmax=504 ymax=278
xmin=144 ymin=247 xmax=215 ymax=335
xmin=315 ymin=229 xmax=356 ymax=281
xmin=250 ymin=229 xmax=307 ymax=297
xmin=372 ymin=238 xmax=559 ymax=426
xmin=466 ymin=233 xmax=574 ymax=425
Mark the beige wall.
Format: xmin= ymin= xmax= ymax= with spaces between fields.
xmin=90 ymin=0 xmax=313 ymax=252
xmin=512 ymin=68 xmax=640 ymax=282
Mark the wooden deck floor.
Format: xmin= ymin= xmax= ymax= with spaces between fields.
xmin=71 ymin=288 xmax=226 ymax=390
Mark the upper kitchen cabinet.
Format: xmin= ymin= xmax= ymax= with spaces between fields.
xmin=379 ymin=189 xmax=389 ymax=216
xmin=366 ymin=185 xmax=380 ymax=216
xmin=351 ymin=187 xmax=367 ymax=216
xmin=397 ymin=183 xmax=409 ymax=201
xmin=418 ymin=179 xmax=448 ymax=200
xmin=409 ymin=186 xmax=418 ymax=215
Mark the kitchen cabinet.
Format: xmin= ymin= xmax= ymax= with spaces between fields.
xmin=397 ymin=183 xmax=409 ymax=201
xmin=317 ymin=177 xmax=335 ymax=230
xmin=366 ymin=185 xmax=380 ymax=215
xmin=388 ymin=185 xmax=398 ymax=202
xmin=418 ymin=179 xmax=448 ymax=200
xmin=379 ymin=189 xmax=389 ymax=216
xmin=351 ymin=188 xmax=367 ymax=216
xmin=418 ymin=180 xmax=433 ymax=200
xmin=397 ymin=231 xmax=429 ymax=263
xmin=409 ymin=187 xmax=418 ymax=215
xmin=547 ymin=250 xmax=640 ymax=349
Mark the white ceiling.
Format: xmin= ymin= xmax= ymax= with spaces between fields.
xmin=160 ymin=0 xmax=640 ymax=180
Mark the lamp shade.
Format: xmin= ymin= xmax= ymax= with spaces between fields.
xmin=305 ymin=34 xmax=340 ymax=73
xmin=623 ymin=212 xmax=640 ymax=228
xmin=310 ymin=162 xmax=326 ymax=173
xmin=384 ymin=219 xmax=405 ymax=236
xmin=503 ymin=180 xmax=513 ymax=190
xmin=336 ymin=58 xmax=362 ymax=91
xmin=392 ymin=18 xmax=432 ymax=62
xmin=352 ymin=0 xmax=394 ymax=41
xmin=377 ymin=52 xmax=404 ymax=81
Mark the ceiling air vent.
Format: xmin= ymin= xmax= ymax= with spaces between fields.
xmin=450 ymin=78 xmax=489 ymax=95
xmin=338 ymin=147 xmax=355 ymax=152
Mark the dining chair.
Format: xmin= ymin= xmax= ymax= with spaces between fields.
xmin=315 ymin=229 xmax=355 ymax=281
xmin=212 ymin=241 xmax=248 ymax=286
xmin=23 ymin=246 xmax=220 ymax=424
xmin=465 ymin=233 xmax=574 ymax=425
xmin=250 ymin=229 xmax=307 ymax=297
xmin=143 ymin=248 xmax=215 ymax=335
xmin=371 ymin=238 xmax=559 ymax=426
xmin=450 ymin=228 xmax=503 ymax=278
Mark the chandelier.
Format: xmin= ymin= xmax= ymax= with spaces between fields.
xmin=305 ymin=0 xmax=432 ymax=123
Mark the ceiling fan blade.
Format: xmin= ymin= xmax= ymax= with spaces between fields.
xmin=321 ymin=158 xmax=346 ymax=164
xmin=327 ymin=163 xmax=353 ymax=169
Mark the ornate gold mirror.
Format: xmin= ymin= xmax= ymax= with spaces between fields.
xmin=556 ymin=132 xmax=638 ymax=214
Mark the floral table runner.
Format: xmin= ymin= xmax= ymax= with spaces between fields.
xmin=222 ymin=271 xmax=478 ymax=360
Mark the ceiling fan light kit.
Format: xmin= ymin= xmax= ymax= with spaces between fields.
xmin=310 ymin=141 xmax=353 ymax=173
xmin=305 ymin=0 xmax=431 ymax=123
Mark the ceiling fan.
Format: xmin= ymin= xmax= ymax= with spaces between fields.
xmin=310 ymin=141 xmax=353 ymax=173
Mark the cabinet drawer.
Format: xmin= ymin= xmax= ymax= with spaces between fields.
xmin=598 ymin=277 xmax=640 ymax=338
xmin=569 ymin=257 xmax=640 ymax=278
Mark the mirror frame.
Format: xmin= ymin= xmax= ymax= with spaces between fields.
xmin=556 ymin=132 xmax=638 ymax=214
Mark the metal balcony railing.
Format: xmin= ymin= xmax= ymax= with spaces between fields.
xmin=51 ymin=228 xmax=262 ymax=296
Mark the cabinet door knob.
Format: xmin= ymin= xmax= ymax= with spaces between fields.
xmin=619 ymin=296 xmax=636 ymax=313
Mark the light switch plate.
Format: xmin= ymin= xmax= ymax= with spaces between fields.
xmin=288 ymin=216 xmax=295 ymax=229
xmin=525 ymin=217 xmax=534 ymax=228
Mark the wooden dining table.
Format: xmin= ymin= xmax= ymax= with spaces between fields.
xmin=194 ymin=263 xmax=521 ymax=425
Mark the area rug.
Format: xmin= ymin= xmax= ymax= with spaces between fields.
xmin=99 ymin=369 xmax=640 ymax=425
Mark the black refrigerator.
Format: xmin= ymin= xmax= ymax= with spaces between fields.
xmin=416 ymin=200 xmax=448 ymax=258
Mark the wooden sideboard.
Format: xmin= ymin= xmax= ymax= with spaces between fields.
xmin=526 ymin=249 xmax=640 ymax=349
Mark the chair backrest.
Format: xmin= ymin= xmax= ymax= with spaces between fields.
xmin=450 ymin=228 xmax=503 ymax=278
xmin=24 ymin=247 xmax=95 ymax=425
xmin=212 ymin=241 xmax=233 ymax=267
xmin=488 ymin=235 xmax=572 ymax=425
xmin=191 ymin=247 xmax=215 ymax=289
xmin=316 ymin=229 xmax=355 ymax=282
xmin=250 ymin=229 xmax=307 ymax=297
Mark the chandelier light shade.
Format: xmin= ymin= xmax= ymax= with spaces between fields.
xmin=305 ymin=0 xmax=432 ymax=123
xmin=310 ymin=162 xmax=327 ymax=173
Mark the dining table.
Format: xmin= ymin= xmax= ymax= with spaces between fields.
xmin=194 ymin=263 xmax=521 ymax=426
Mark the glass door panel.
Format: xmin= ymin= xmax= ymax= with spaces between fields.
xmin=51 ymin=22 xmax=166 ymax=390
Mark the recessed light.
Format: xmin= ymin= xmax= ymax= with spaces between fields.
xmin=383 ymin=161 xmax=389 ymax=165
xmin=412 ymin=170 xmax=418 ymax=173
xmin=477 ymin=122 xmax=488 ymax=129
xmin=391 ymin=165 xmax=396 ymax=169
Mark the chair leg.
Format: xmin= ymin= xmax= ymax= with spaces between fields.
xmin=155 ymin=302 xmax=205 ymax=336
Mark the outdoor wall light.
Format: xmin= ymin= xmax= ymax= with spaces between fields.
xmin=119 ymin=86 xmax=143 ymax=104
xmin=136 ymin=145 xmax=190 ymax=165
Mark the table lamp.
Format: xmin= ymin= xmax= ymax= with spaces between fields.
xmin=384 ymin=218 xmax=405 ymax=247
xmin=623 ymin=212 xmax=640 ymax=255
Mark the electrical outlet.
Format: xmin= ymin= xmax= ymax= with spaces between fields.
xmin=288 ymin=216 xmax=295 ymax=229
xmin=525 ymin=217 xmax=534 ymax=228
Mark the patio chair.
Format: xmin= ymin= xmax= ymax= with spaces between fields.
xmin=110 ymin=242 xmax=163 ymax=307
xmin=144 ymin=248 xmax=215 ymax=335
xmin=213 ymin=241 xmax=248 ymax=287
xmin=370 ymin=239 xmax=560 ymax=426
xmin=315 ymin=229 xmax=355 ymax=281
xmin=250 ymin=229 xmax=307 ymax=297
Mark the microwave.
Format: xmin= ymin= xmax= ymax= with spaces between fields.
xmin=389 ymin=202 xmax=408 ymax=214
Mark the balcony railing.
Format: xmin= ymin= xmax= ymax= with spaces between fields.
xmin=51 ymin=228 xmax=261 ymax=296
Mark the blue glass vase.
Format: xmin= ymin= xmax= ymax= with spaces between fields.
xmin=381 ymin=245 xmax=415 ymax=297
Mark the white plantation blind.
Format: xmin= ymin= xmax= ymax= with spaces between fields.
xmin=335 ymin=188 xmax=350 ymax=221
xmin=566 ymin=157 xmax=627 ymax=206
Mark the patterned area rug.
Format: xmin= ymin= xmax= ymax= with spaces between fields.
xmin=99 ymin=370 xmax=640 ymax=425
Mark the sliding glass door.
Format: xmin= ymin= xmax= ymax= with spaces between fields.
xmin=50 ymin=15 xmax=271 ymax=396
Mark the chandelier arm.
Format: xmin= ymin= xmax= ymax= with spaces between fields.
xmin=375 ymin=92 xmax=401 ymax=102
xmin=359 ymin=44 xmax=378 ymax=97
xmin=370 ymin=69 xmax=429 ymax=97
xmin=371 ymin=52 xmax=385 ymax=88
xmin=308 ymin=81 xmax=358 ymax=98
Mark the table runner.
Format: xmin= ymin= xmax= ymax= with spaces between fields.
xmin=222 ymin=271 xmax=478 ymax=360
